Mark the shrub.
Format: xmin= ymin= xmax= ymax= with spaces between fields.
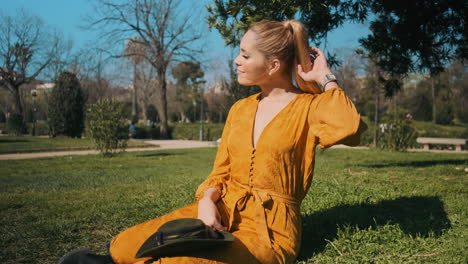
xmin=0 ymin=111 xmax=6 ymax=122
xmin=6 ymin=113 xmax=27 ymax=135
xmin=26 ymin=121 xmax=50 ymax=136
xmin=85 ymin=99 xmax=129 ymax=156
xmin=168 ymin=112 xmax=178 ymax=122
xmin=456 ymin=108 xmax=468 ymax=123
xmin=435 ymin=102 xmax=454 ymax=125
xmin=128 ymin=123 xmax=224 ymax=140
xmin=48 ymin=71 xmax=86 ymax=138
xmin=132 ymin=123 xmax=167 ymax=139
xmin=379 ymin=108 xmax=417 ymax=151
xmin=146 ymin=104 xmax=159 ymax=123
xmin=171 ymin=123 xmax=223 ymax=141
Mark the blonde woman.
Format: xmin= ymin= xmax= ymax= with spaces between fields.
xmin=59 ymin=19 xmax=366 ymax=264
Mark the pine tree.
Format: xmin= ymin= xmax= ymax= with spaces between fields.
xmin=48 ymin=72 xmax=86 ymax=137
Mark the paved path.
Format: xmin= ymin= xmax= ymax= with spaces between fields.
xmin=0 ymin=140 xmax=216 ymax=160
xmin=1 ymin=141 xmax=465 ymax=161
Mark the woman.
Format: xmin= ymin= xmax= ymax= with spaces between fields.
xmin=60 ymin=19 xmax=365 ymax=264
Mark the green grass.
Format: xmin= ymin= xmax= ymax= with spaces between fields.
xmin=0 ymin=148 xmax=467 ymax=263
xmin=0 ymin=136 xmax=155 ymax=154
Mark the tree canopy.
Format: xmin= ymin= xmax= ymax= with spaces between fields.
xmin=172 ymin=61 xmax=204 ymax=85
xmin=360 ymin=0 xmax=466 ymax=76
xmin=207 ymin=0 xmax=467 ymax=75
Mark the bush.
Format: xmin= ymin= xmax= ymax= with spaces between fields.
xmin=171 ymin=123 xmax=224 ymax=141
xmin=146 ymin=104 xmax=159 ymax=123
xmin=413 ymin=121 xmax=468 ymax=138
xmin=48 ymin=71 xmax=86 ymax=138
xmin=128 ymin=123 xmax=224 ymax=140
xmin=85 ymin=99 xmax=129 ymax=156
xmin=26 ymin=121 xmax=50 ymax=136
xmin=435 ymin=102 xmax=454 ymax=125
xmin=379 ymin=108 xmax=417 ymax=151
xmin=133 ymin=124 xmax=162 ymax=139
xmin=0 ymin=111 xmax=6 ymax=123
xmin=6 ymin=113 xmax=27 ymax=135
xmin=168 ymin=112 xmax=178 ymax=122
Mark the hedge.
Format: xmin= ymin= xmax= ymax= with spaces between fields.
xmin=1 ymin=119 xmax=466 ymax=145
xmin=132 ymin=123 xmax=224 ymax=141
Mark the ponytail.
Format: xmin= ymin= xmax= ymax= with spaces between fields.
xmin=285 ymin=20 xmax=321 ymax=94
xmin=250 ymin=20 xmax=321 ymax=94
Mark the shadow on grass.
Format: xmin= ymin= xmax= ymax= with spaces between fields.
xmin=297 ymin=196 xmax=450 ymax=260
xmin=0 ymin=138 xmax=30 ymax=143
xmin=360 ymin=159 xmax=467 ymax=168
xmin=135 ymin=152 xmax=182 ymax=157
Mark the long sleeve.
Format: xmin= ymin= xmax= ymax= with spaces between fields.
xmin=194 ymin=104 xmax=235 ymax=200
xmin=308 ymin=87 xmax=367 ymax=149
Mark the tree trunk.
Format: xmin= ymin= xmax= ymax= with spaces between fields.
xmin=431 ymin=77 xmax=436 ymax=123
xmin=142 ymin=104 xmax=148 ymax=124
xmin=373 ymin=86 xmax=379 ymax=148
xmin=132 ymin=63 xmax=138 ymax=119
xmin=157 ymin=70 xmax=169 ymax=138
xmin=12 ymin=85 xmax=24 ymax=117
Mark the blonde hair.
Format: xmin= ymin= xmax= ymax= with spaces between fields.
xmin=249 ymin=20 xmax=321 ymax=94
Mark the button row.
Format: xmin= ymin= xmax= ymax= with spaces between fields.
xmin=249 ymin=148 xmax=256 ymax=189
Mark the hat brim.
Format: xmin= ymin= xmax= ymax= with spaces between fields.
xmin=136 ymin=231 xmax=235 ymax=259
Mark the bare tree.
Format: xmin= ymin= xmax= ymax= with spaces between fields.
xmin=86 ymin=0 xmax=203 ymax=138
xmin=0 ymin=9 xmax=64 ymax=117
xmin=124 ymin=36 xmax=146 ymax=120
xmin=137 ymin=60 xmax=158 ymax=122
xmin=333 ymin=48 xmax=364 ymax=102
xmin=205 ymin=80 xmax=229 ymax=123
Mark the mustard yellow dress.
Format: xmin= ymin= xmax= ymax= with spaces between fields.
xmin=109 ymin=88 xmax=365 ymax=264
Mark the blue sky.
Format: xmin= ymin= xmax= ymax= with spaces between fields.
xmin=1 ymin=0 xmax=371 ymax=83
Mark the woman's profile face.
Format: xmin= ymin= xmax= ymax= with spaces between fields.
xmin=234 ymin=30 xmax=270 ymax=86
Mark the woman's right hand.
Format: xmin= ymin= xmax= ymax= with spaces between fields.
xmin=197 ymin=188 xmax=227 ymax=237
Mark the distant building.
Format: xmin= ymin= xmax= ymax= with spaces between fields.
xmin=36 ymin=82 xmax=54 ymax=90
xmin=207 ymin=81 xmax=228 ymax=95
xmin=403 ymin=72 xmax=427 ymax=89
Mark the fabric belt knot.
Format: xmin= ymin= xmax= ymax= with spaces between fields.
xmin=227 ymin=179 xmax=300 ymax=249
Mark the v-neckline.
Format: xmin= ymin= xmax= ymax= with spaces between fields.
xmin=251 ymin=93 xmax=302 ymax=149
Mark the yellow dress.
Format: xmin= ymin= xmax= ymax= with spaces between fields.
xmin=109 ymin=88 xmax=365 ymax=264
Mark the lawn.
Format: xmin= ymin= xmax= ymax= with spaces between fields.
xmin=0 ymin=148 xmax=467 ymax=263
xmin=0 ymin=136 xmax=155 ymax=154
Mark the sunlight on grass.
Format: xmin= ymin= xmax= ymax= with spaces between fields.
xmin=0 ymin=148 xmax=467 ymax=263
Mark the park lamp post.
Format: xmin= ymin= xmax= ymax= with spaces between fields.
xmin=30 ymin=89 xmax=37 ymax=136
xmin=198 ymin=80 xmax=206 ymax=141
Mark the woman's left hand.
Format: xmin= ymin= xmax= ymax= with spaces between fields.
xmin=297 ymin=47 xmax=333 ymax=84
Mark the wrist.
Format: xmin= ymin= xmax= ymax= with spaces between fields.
xmin=202 ymin=187 xmax=221 ymax=202
xmin=323 ymin=80 xmax=339 ymax=91
xmin=318 ymin=72 xmax=338 ymax=92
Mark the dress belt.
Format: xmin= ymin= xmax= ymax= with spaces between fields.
xmin=225 ymin=179 xmax=300 ymax=249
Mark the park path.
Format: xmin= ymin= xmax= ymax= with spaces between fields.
xmin=1 ymin=141 xmax=464 ymax=161
xmin=0 ymin=140 xmax=216 ymax=160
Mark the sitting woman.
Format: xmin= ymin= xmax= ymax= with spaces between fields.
xmin=59 ymin=19 xmax=366 ymax=264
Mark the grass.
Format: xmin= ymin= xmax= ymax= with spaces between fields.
xmin=0 ymin=148 xmax=467 ymax=263
xmin=0 ymin=136 xmax=156 ymax=154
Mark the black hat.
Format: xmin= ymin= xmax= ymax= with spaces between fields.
xmin=135 ymin=218 xmax=235 ymax=259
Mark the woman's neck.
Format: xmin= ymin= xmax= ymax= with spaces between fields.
xmin=258 ymin=77 xmax=301 ymax=99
